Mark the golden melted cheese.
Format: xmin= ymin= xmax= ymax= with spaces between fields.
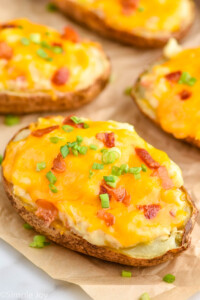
xmin=0 ymin=19 xmax=108 ymax=95
xmin=138 ymin=47 xmax=200 ymax=140
xmin=2 ymin=117 xmax=191 ymax=249
xmin=68 ymin=0 xmax=191 ymax=34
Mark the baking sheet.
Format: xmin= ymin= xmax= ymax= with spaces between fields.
xmin=0 ymin=0 xmax=200 ymax=299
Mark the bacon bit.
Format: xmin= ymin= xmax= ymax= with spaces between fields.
xmin=62 ymin=26 xmax=79 ymax=43
xmin=135 ymin=148 xmax=160 ymax=169
xmin=51 ymin=67 xmax=69 ymax=86
xmin=97 ymin=209 xmax=115 ymax=226
xmin=62 ymin=115 xmax=85 ymax=128
xmin=1 ymin=23 xmax=18 ymax=29
xmin=178 ymin=90 xmax=192 ymax=100
xmin=31 ymin=125 xmax=59 ymax=137
xmin=137 ymin=204 xmax=161 ymax=219
xmin=99 ymin=181 xmax=131 ymax=206
xmin=121 ymin=0 xmax=139 ymax=15
xmin=170 ymin=210 xmax=176 ymax=217
xmin=96 ymin=132 xmax=115 ymax=148
xmin=165 ymin=71 xmax=182 ymax=82
xmin=52 ymin=42 xmax=63 ymax=47
xmin=52 ymin=153 xmax=66 ymax=173
xmin=151 ymin=166 xmax=174 ymax=190
xmin=35 ymin=199 xmax=58 ymax=225
xmin=0 ymin=41 xmax=13 ymax=60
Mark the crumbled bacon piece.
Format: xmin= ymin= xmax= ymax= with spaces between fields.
xmin=31 ymin=125 xmax=59 ymax=137
xmin=62 ymin=26 xmax=79 ymax=43
xmin=165 ymin=71 xmax=182 ymax=82
xmin=97 ymin=210 xmax=115 ymax=226
xmin=1 ymin=23 xmax=18 ymax=29
xmin=51 ymin=67 xmax=69 ymax=86
xmin=121 ymin=0 xmax=139 ymax=15
xmin=52 ymin=42 xmax=63 ymax=47
xmin=151 ymin=166 xmax=173 ymax=190
xmin=178 ymin=90 xmax=192 ymax=100
xmin=0 ymin=41 xmax=13 ymax=60
xmin=35 ymin=199 xmax=58 ymax=225
xmin=135 ymin=148 xmax=160 ymax=169
xmin=137 ymin=204 xmax=161 ymax=219
xmin=99 ymin=181 xmax=131 ymax=206
xmin=52 ymin=153 xmax=66 ymax=173
xmin=62 ymin=115 xmax=85 ymax=128
xmin=96 ymin=132 xmax=115 ymax=148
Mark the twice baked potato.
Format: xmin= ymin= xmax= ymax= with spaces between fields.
xmin=0 ymin=19 xmax=110 ymax=114
xmin=132 ymin=41 xmax=200 ymax=148
xmin=2 ymin=116 xmax=197 ymax=266
xmin=53 ymin=0 xmax=195 ymax=48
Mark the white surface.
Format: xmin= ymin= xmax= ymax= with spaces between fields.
xmin=0 ymin=239 xmax=199 ymax=300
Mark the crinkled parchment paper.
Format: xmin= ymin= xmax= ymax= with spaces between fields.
xmin=0 ymin=0 xmax=200 ymax=299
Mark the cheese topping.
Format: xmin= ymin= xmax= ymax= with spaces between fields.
xmin=2 ymin=117 xmax=192 ymax=250
xmin=137 ymin=47 xmax=200 ymax=140
xmin=0 ymin=19 xmax=109 ymax=96
xmin=66 ymin=0 xmax=192 ymax=35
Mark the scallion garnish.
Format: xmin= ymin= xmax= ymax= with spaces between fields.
xmin=37 ymin=48 xmax=52 ymax=61
xmin=138 ymin=7 xmax=145 ymax=12
xmin=104 ymin=175 xmax=118 ymax=188
xmin=83 ymin=123 xmax=90 ymax=129
xmin=46 ymin=171 xmax=57 ymax=184
xmin=120 ymin=164 xmax=129 ymax=174
xmin=72 ymin=149 xmax=78 ymax=156
xmin=76 ymin=135 xmax=83 ymax=143
xmin=89 ymin=170 xmax=94 ymax=179
xmin=49 ymin=136 xmax=64 ymax=144
xmin=129 ymin=167 xmax=142 ymax=174
xmin=111 ymin=166 xmax=122 ymax=176
xmin=49 ymin=183 xmax=58 ymax=193
xmin=100 ymin=194 xmax=110 ymax=208
xmin=121 ymin=270 xmax=132 ymax=278
xmin=52 ymin=46 xmax=63 ymax=54
xmin=163 ymin=274 xmax=175 ymax=283
xmin=0 ymin=155 xmax=3 ymax=165
xmin=134 ymin=173 xmax=141 ymax=180
xmin=62 ymin=125 xmax=74 ymax=132
xmin=178 ymin=72 xmax=197 ymax=86
xmin=89 ymin=144 xmax=98 ymax=150
xmin=79 ymin=146 xmax=88 ymax=155
xmin=29 ymin=235 xmax=50 ymax=248
xmin=141 ymin=164 xmax=147 ymax=172
xmin=23 ymin=223 xmax=33 ymax=230
xmin=4 ymin=115 xmax=20 ymax=126
xmin=92 ymin=162 xmax=104 ymax=170
xmin=124 ymin=87 xmax=132 ymax=96
xmin=20 ymin=37 xmax=30 ymax=46
xmin=40 ymin=40 xmax=51 ymax=49
xmin=60 ymin=145 xmax=69 ymax=158
xmin=36 ymin=161 xmax=46 ymax=172
xmin=139 ymin=292 xmax=150 ymax=300
xmin=46 ymin=2 xmax=58 ymax=12
xmin=70 ymin=116 xmax=83 ymax=124
xmin=102 ymin=148 xmax=121 ymax=164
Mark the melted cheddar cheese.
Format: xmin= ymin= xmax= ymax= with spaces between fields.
xmin=0 ymin=19 xmax=109 ymax=96
xmin=2 ymin=117 xmax=192 ymax=251
xmin=136 ymin=46 xmax=200 ymax=141
xmin=65 ymin=0 xmax=192 ymax=35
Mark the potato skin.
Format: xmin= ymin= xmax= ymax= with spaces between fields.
xmin=53 ymin=0 xmax=195 ymax=48
xmin=2 ymin=127 xmax=198 ymax=267
xmin=132 ymin=76 xmax=200 ymax=149
xmin=0 ymin=63 xmax=111 ymax=114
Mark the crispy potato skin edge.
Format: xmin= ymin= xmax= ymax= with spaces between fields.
xmin=0 ymin=58 xmax=111 ymax=114
xmin=1 ymin=126 xmax=198 ymax=267
xmin=53 ymin=0 xmax=195 ymax=48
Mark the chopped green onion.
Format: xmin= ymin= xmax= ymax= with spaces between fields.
xmin=100 ymin=194 xmax=110 ymax=208
xmin=49 ymin=136 xmax=64 ymax=144
xmin=79 ymin=146 xmax=88 ymax=155
xmin=124 ymin=87 xmax=132 ymax=96
xmin=89 ymin=144 xmax=98 ymax=150
xmin=141 ymin=164 xmax=147 ymax=172
xmin=178 ymin=72 xmax=197 ymax=86
xmin=20 ymin=37 xmax=30 ymax=46
xmin=62 ymin=125 xmax=74 ymax=132
xmin=129 ymin=167 xmax=142 ymax=174
xmin=40 ymin=40 xmax=51 ymax=49
xmin=139 ymin=292 xmax=150 ymax=300
xmin=52 ymin=46 xmax=63 ymax=54
xmin=138 ymin=7 xmax=145 ymax=12
xmin=76 ymin=135 xmax=83 ymax=143
xmin=49 ymin=183 xmax=58 ymax=193
xmin=67 ymin=141 xmax=77 ymax=148
xmin=0 ymin=155 xmax=3 ymax=165
xmin=92 ymin=162 xmax=104 ymax=170
xmin=29 ymin=235 xmax=50 ymax=248
xmin=103 ymin=175 xmax=118 ymax=183
xmin=46 ymin=171 xmax=57 ymax=184
xmin=46 ymin=2 xmax=58 ymax=12
xmin=121 ymin=270 xmax=132 ymax=278
xmin=120 ymin=164 xmax=129 ymax=174
xmin=89 ymin=170 xmax=94 ymax=179
xmin=134 ymin=173 xmax=141 ymax=180
xmin=102 ymin=147 xmax=121 ymax=164
xmin=23 ymin=223 xmax=33 ymax=230
xmin=37 ymin=48 xmax=52 ymax=61
xmin=36 ymin=161 xmax=46 ymax=172
xmin=84 ymin=123 xmax=90 ymax=129
xmin=30 ymin=33 xmax=41 ymax=44
xmin=4 ymin=115 xmax=20 ymax=126
xmin=163 ymin=274 xmax=175 ymax=283
xmin=72 ymin=149 xmax=78 ymax=156
xmin=111 ymin=166 xmax=122 ymax=176
xmin=60 ymin=145 xmax=69 ymax=158
xmin=70 ymin=116 xmax=83 ymax=124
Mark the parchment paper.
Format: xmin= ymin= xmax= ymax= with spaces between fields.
xmin=0 ymin=0 xmax=200 ymax=299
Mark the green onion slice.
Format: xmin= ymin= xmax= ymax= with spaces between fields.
xmin=121 ymin=270 xmax=132 ymax=278
xmin=4 ymin=115 xmax=20 ymax=126
xmin=46 ymin=171 xmax=57 ymax=184
xmin=100 ymin=194 xmax=110 ymax=208
xmin=29 ymin=235 xmax=50 ymax=248
xmin=36 ymin=161 xmax=46 ymax=172
xmin=62 ymin=125 xmax=74 ymax=132
xmin=102 ymin=147 xmax=121 ymax=164
xmin=60 ymin=145 xmax=69 ymax=158
xmin=163 ymin=274 xmax=175 ymax=283
xmin=92 ymin=162 xmax=104 ymax=170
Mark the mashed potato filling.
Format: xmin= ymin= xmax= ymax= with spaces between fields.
xmin=2 ymin=117 xmax=192 ymax=255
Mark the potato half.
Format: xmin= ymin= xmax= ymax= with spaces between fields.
xmin=2 ymin=116 xmax=197 ymax=266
